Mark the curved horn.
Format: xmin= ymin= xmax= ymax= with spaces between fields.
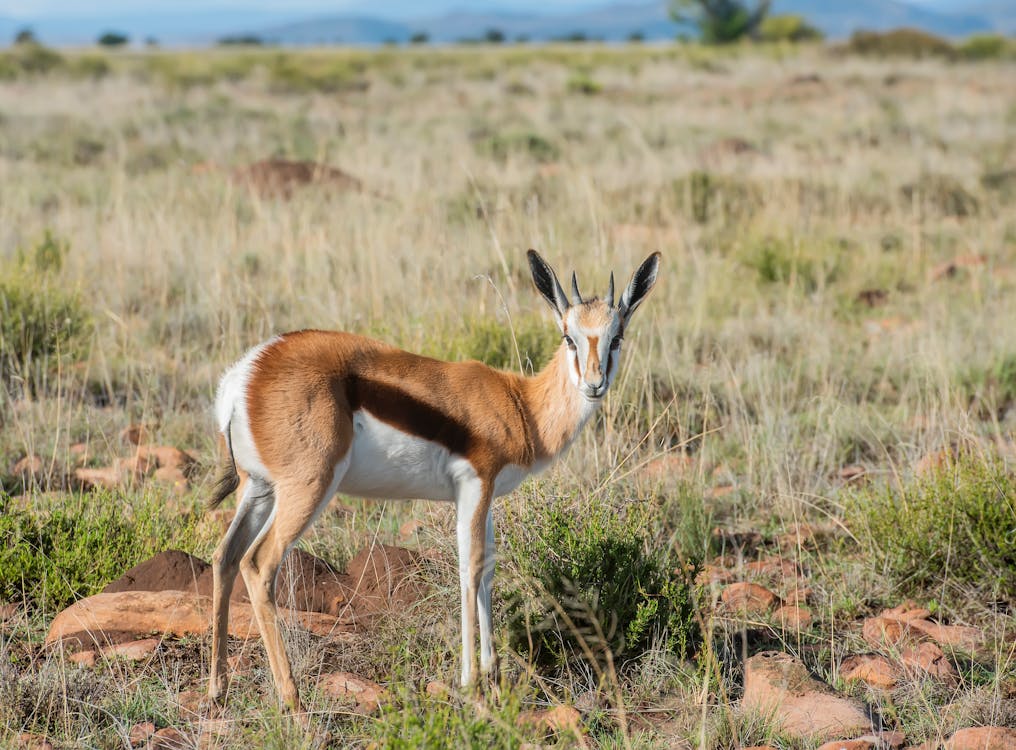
xmin=606 ymin=271 xmax=615 ymax=308
xmin=570 ymin=272 xmax=583 ymax=305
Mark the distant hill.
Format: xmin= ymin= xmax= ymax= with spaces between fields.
xmin=0 ymin=0 xmax=1008 ymax=47
xmin=249 ymin=1 xmax=999 ymax=45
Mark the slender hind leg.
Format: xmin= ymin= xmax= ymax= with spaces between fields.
xmin=240 ymin=462 xmax=347 ymax=714
xmin=208 ymin=474 xmax=275 ymax=702
xmin=477 ymin=507 xmax=498 ymax=679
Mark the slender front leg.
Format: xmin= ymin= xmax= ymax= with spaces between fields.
xmin=477 ymin=507 xmax=498 ymax=677
xmin=455 ymin=475 xmax=490 ymax=688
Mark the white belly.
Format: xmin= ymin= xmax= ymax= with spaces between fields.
xmin=337 ymin=410 xmax=457 ymax=501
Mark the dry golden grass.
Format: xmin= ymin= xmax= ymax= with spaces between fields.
xmin=1 ymin=44 xmax=1014 ymax=748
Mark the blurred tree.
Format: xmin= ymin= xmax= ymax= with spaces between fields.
xmin=97 ymin=31 xmax=129 ymax=47
xmin=669 ymin=0 xmax=771 ymax=44
xmin=14 ymin=27 xmax=37 ymax=45
xmin=409 ymin=31 xmax=429 ymax=44
xmin=759 ymin=14 xmax=823 ymax=42
xmin=485 ymin=28 xmax=505 ymax=43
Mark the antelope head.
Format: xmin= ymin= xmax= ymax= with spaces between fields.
xmin=527 ymin=249 xmax=661 ymax=402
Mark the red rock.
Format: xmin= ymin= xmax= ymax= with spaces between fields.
xmin=120 ymin=424 xmax=150 ymax=446
xmin=742 ymin=651 xmax=872 ymax=741
xmin=841 ymin=655 xmax=900 ymax=690
xmin=721 ymin=582 xmax=780 ymax=614
xmin=817 ymin=740 xmax=874 ymax=750
xmin=175 ymin=690 xmax=205 ymax=716
xmin=516 ymin=705 xmax=583 ymax=736
xmin=69 ymin=443 xmax=90 ymax=465
xmin=135 ymin=445 xmax=195 ymax=471
xmin=900 ymin=641 xmax=957 ymax=681
xmin=154 ymin=466 xmax=189 ymax=493
xmin=129 ymin=721 xmax=156 ymax=746
xmin=425 ymin=680 xmax=451 ymax=698
xmin=1 ymin=602 xmax=19 ymax=621
xmin=944 ymin=727 xmax=1016 ymax=750
xmin=775 ymin=604 xmax=813 ymax=629
xmin=783 ymin=586 xmax=812 ymax=605
xmin=12 ymin=455 xmax=43 ymax=478
xmin=707 ymin=483 xmax=736 ymax=499
xmin=151 ymin=727 xmax=188 ymax=750
xmin=776 ymin=523 xmax=835 ymax=550
xmin=640 ymin=453 xmax=693 ymax=482
xmin=69 ymin=650 xmax=97 ymax=667
xmin=862 ymin=604 xmax=984 ymax=655
xmin=838 ymin=464 xmax=868 ymax=482
xmin=745 ymin=557 xmax=799 ymax=578
xmin=227 ymin=652 xmax=252 ymax=672
xmin=399 ymin=519 xmax=425 ymax=540
xmin=115 ymin=454 xmax=157 ymax=483
xmin=45 ymin=590 xmax=353 ymax=648
xmin=905 ymin=620 xmax=984 ymax=654
xmin=103 ymin=637 xmax=160 ymax=660
xmin=17 ymin=733 xmax=53 ymax=750
xmin=318 ymin=672 xmax=386 ymax=712
xmin=696 ymin=562 xmax=736 ymax=585
xmin=74 ymin=466 xmax=122 ymax=490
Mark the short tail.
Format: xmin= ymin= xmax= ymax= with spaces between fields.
xmin=208 ymin=422 xmax=240 ymax=509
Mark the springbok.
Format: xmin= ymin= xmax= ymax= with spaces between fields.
xmin=206 ymin=249 xmax=661 ymax=713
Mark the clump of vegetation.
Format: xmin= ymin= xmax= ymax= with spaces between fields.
xmin=266 ymin=53 xmax=369 ymax=93
xmin=669 ymin=0 xmax=772 ymax=45
xmin=0 ymin=41 xmax=64 ymax=78
xmin=671 ymin=170 xmax=761 ymax=224
xmin=739 ymin=235 xmax=839 ymax=292
xmin=566 ymin=72 xmax=602 ymax=95
xmin=368 ymin=689 xmax=529 ymax=748
xmin=503 ymin=492 xmax=700 ymax=668
xmin=846 ymin=28 xmax=954 ymax=58
xmin=901 ymin=173 xmax=978 ymax=217
xmin=0 ymin=490 xmax=197 ymax=611
xmin=957 ymin=34 xmax=1011 ymax=61
xmin=758 ymin=14 xmax=823 ymax=43
xmin=959 ymin=353 xmax=1016 ymax=419
xmin=845 ymin=458 xmax=1016 ymax=599
xmin=440 ymin=315 xmax=559 ymax=372
xmin=0 ymin=232 xmax=90 ymax=389
xmin=476 ymin=129 xmax=560 ymax=164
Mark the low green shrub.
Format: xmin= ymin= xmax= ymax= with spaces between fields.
xmin=266 ymin=54 xmax=369 ymax=94
xmin=846 ymin=28 xmax=954 ymax=58
xmin=739 ymin=235 xmax=839 ymax=292
xmin=759 ymin=14 xmax=824 ymax=43
xmin=957 ymin=34 xmax=1011 ymax=61
xmin=502 ymin=492 xmax=700 ymax=668
xmin=901 ymin=173 xmax=978 ymax=217
xmin=367 ymin=689 xmax=528 ymax=749
xmin=671 ymin=171 xmax=761 ymax=224
xmin=566 ymin=72 xmax=602 ymax=95
xmin=476 ymin=129 xmax=560 ymax=164
xmin=959 ymin=353 xmax=1016 ymax=419
xmin=0 ymin=42 xmax=65 ymax=78
xmin=845 ymin=458 xmax=1016 ymax=599
xmin=0 ymin=489 xmax=197 ymax=611
xmin=440 ymin=315 xmax=559 ymax=372
xmin=0 ymin=236 xmax=90 ymax=388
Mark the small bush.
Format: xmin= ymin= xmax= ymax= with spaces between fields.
xmin=845 ymin=458 xmax=1016 ymax=599
xmin=0 ymin=490 xmax=196 ymax=611
xmin=0 ymin=237 xmax=90 ymax=387
xmin=671 ymin=171 xmax=761 ymax=224
xmin=740 ymin=236 xmax=838 ymax=293
xmin=0 ymin=43 xmax=65 ymax=78
xmin=759 ymin=14 xmax=824 ymax=43
xmin=440 ymin=315 xmax=559 ymax=372
xmin=901 ymin=174 xmax=978 ymax=217
xmin=368 ymin=689 xmax=527 ymax=748
xmin=846 ymin=28 xmax=954 ymax=58
xmin=959 ymin=353 xmax=1016 ymax=419
xmin=476 ymin=129 xmax=560 ymax=164
xmin=266 ymin=54 xmax=369 ymax=94
xmin=957 ymin=34 xmax=1010 ymax=61
xmin=503 ymin=493 xmax=700 ymax=668
xmin=68 ymin=53 xmax=111 ymax=79
xmin=566 ymin=72 xmax=602 ymax=95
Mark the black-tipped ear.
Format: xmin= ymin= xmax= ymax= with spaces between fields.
xmin=618 ymin=251 xmax=661 ymax=324
xmin=527 ymin=249 xmax=569 ymax=323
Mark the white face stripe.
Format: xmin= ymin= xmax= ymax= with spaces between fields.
xmin=563 ymin=304 xmax=624 ymax=399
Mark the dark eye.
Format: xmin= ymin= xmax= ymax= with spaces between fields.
xmin=610 ymin=336 xmax=623 ymax=350
xmin=563 ymin=335 xmax=577 ymax=351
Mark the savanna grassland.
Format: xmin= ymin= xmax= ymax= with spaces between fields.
xmin=1 ymin=39 xmax=1016 ymax=749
